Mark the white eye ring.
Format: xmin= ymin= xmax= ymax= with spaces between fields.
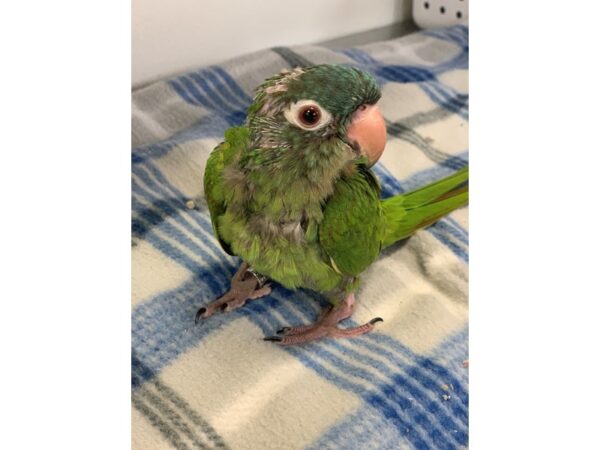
xmin=284 ymin=100 xmax=333 ymax=131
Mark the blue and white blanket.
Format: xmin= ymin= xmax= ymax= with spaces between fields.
xmin=132 ymin=25 xmax=469 ymax=450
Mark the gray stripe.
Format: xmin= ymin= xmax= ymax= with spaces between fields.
xmin=271 ymin=46 xmax=314 ymax=68
xmin=151 ymin=378 xmax=229 ymax=449
xmin=387 ymin=121 xmax=467 ymax=170
xmin=138 ymin=386 xmax=210 ymax=449
xmin=133 ymin=395 xmax=191 ymax=450
xmin=398 ymin=106 xmax=455 ymax=129
xmin=133 ymin=353 xmax=229 ymax=449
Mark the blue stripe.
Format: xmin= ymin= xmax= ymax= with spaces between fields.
xmin=424 ymin=25 xmax=469 ymax=48
xmin=188 ymin=72 xmax=241 ymax=115
xmin=132 ymin=273 xmax=235 ymax=389
xmin=428 ymin=227 xmax=468 ymax=263
xmin=448 ymin=26 xmax=469 ymax=47
xmin=386 ymin=124 xmax=468 ymax=172
xmin=132 ymin=143 xmax=175 ymax=164
xmin=341 ymin=48 xmax=379 ymax=66
xmin=132 ymin=276 xmax=237 ymax=386
xmin=207 ymin=67 xmax=253 ymax=108
xmin=131 ymin=161 xmax=237 ymax=269
xmin=168 ymin=78 xmax=201 ymax=107
xmin=132 ymin=220 xmax=226 ymax=293
xmin=201 ymin=68 xmax=248 ymax=110
xmin=132 ymin=163 xmax=216 ymax=238
xmin=432 ymin=49 xmax=469 ymax=74
xmin=131 ymin=165 xmax=238 ymax=274
xmin=131 ymin=192 xmax=229 ymax=272
xmin=174 ymin=75 xmax=246 ymax=126
xmin=282 ymin=290 xmax=469 ymax=422
xmin=375 ymin=66 xmax=468 ymax=119
xmin=424 ymin=82 xmax=469 ymax=113
xmin=169 ymin=70 xmax=248 ymax=126
xmin=372 ymin=164 xmax=406 ymax=196
xmin=132 ymin=352 xmax=156 ymax=387
xmin=438 ymin=28 xmax=467 ymax=48
xmin=132 ymin=273 xmax=469 ymax=447
xmin=311 ymin=331 xmax=469 ymax=449
xmin=376 ymin=65 xmax=435 ymax=83
xmin=418 ymin=82 xmax=468 ymax=120
xmin=178 ymin=75 xmax=230 ymax=115
xmin=433 ymin=328 xmax=469 ymax=386
xmin=322 ymin=342 xmax=468 ymax=443
xmin=399 ymin=152 xmax=469 ymax=192
xmin=422 ymin=80 xmax=468 ymax=108
xmin=434 ymin=327 xmax=468 ymax=360
xmin=435 ymin=220 xmax=469 ymax=246
xmin=308 ymin=404 xmax=413 ymax=450
xmin=364 ymin=333 xmax=469 ymax=408
xmin=212 ymin=67 xmax=254 ymax=104
xmin=133 ymin=279 xmax=469 ymax=428
xmin=131 ymin=169 xmax=210 ymax=233
xmin=341 ymin=37 xmax=465 ymax=78
xmin=424 ymin=82 xmax=469 ymax=114
xmin=244 ymin=298 xmax=443 ymax=449
xmin=295 ymin=292 xmax=470 ymax=419
xmin=445 ymin=216 xmax=469 ymax=241
xmin=135 ymin=67 xmax=252 ymax=164
xmin=355 ymin=337 xmax=468 ymax=423
xmin=258 ymin=292 xmax=466 ymax=448
xmin=132 ymin=115 xmax=232 ymax=164
xmin=339 ymin=45 xmax=469 ymax=120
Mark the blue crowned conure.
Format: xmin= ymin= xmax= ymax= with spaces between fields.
xmin=195 ymin=64 xmax=468 ymax=345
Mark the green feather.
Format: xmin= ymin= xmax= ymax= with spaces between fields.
xmin=381 ymin=166 xmax=469 ymax=248
xmin=319 ymin=164 xmax=383 ymax=276
xmin=203 ymin=126 xmax=250 ymax=255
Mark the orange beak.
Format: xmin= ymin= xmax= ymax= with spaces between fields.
xmin=346 ymin=104 xmax=387 ymax=166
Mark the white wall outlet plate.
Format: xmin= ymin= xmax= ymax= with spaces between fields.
xmin=413 ymin=0 xmax=468 ymax=29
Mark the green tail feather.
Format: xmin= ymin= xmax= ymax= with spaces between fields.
xmin=381 ymin=166 xmax=468 ymax=248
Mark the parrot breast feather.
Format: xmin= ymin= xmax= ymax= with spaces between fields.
xmin=318 ymin=164 xmax=384 ymax=277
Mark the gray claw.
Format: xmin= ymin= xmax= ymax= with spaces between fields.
xmin=263 ymin=336 xmax=283 ymax=342
xmin=194 ymin=308 xmax=206 ymax=324
xmin=369 ymin=317 xmax=384 ymax=325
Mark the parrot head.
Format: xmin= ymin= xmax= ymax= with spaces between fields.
xmin=246 ymin=64 xmax=387 ymax=167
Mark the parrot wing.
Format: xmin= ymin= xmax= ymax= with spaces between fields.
xmin=318 ymin=163 xmax=384 ymax=277
xmin=203 ymin=126 xmax=250 ymax=255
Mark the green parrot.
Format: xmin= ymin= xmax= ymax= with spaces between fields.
xmin=195 ymin=64 xmax=468 ymax=345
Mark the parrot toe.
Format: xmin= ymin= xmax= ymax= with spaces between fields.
xmin=263 ymin=294 xmax=383 ymax=345
xmin=194 ymin=262 xmax=271 ymax=324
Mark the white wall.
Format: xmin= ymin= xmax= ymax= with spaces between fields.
xmin=132 ymin=0 xmax=410 ymax=87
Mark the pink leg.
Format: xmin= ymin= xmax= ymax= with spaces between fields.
xmin=195 ymin=262 xmax=271 ymax=322
xmin=264 ymin=293 xmax=383 ymax=345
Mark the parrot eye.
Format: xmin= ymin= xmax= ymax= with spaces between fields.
xmin=284 ymin=100 xmax=332 ymax=131
xmin=299 ymin=106 xmax=320 ymax=126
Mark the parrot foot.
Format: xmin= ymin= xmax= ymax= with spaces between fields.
xmin=195 ymin=262 xmax=271 ymax=323
xmin=264 ymin=293 xmax=383 ymax=345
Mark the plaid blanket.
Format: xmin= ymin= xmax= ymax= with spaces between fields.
xmin=132 ymin=25 xmax=469 ymax=450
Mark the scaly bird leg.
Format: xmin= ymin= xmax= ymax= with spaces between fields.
xmin=195 ymin=262 xmax=271 ymax=323
xmin=264 ymin=293 xmax=383 ymax=345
